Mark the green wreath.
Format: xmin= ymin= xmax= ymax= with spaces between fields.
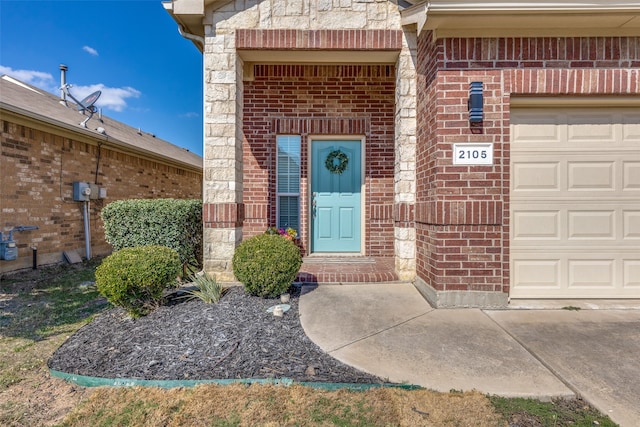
xmin=325 ymin=150 xmax=349 ymax=174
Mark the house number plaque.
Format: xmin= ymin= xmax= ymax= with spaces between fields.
xmin=453 ymin=143 xmax=493 ymax=165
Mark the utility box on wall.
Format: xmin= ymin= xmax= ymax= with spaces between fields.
xmin=89 ymin=183 xmax=99 ymax=200
xmin=0 ymin=240 xmax=17 ymax=261
xmin=72 ymin=182 xmax=106 ymax=201
xmin=72 ymin=181 xmax=91 ymax=201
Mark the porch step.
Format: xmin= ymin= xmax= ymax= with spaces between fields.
xmin=295 ymin=257 xmax=399 ymax=284
xmin=301 ymin=256 xmax=377 ymax=264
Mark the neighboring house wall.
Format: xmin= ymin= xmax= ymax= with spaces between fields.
xmin=1 ymin=118 xmax=202 ymax=273
xmin=415 ymin=35 xmax=640 ymax=307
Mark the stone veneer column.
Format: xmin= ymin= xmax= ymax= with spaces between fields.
xmin=202 ymin=27 xmax=244 ymax=281
xmin=394 ymin=29 xmax=417 ymax=281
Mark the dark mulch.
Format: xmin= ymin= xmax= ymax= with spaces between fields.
xmin=48 ymin=286 xmax=385 ymax=384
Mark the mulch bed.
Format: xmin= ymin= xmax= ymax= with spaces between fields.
xmin=48 ymin=285 xmax=384 ymax=384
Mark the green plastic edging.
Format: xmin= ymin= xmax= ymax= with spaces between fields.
xmin=49 ymin=369 xmax=422 ymax=391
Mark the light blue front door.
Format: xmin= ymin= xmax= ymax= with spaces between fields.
xmin=311 ymin=140 xmax=362 ymax=253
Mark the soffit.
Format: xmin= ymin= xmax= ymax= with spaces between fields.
xmin=402 ymin=1 xmax=640 ymax=38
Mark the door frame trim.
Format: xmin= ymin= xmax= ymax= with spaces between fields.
xmin=307 ymin=135 xmax=366 ymax=255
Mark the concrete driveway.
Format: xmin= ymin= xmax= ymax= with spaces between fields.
xmin=299 ymin=283 xmax=640 ymax=427
xmin=487 ymin=309 xmax=640 ymax=427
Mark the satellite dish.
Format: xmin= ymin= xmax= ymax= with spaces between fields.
xmin=77 ymin=90 xmax=101 ymax=112
xmin=60 ymin=84 xmax=102 ymax=128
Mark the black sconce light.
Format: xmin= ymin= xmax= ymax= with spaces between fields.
xmin=468 ymin=81 xmax=484 ymax=124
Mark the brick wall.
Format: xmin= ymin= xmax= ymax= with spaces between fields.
xmin=416 ymin=35 xmax=640 ymax=300
xmin=236 ymin=29 xmax=403 ymax=50
xmin=242 ymin=64 xmax=396 ymax=256
xmin=1 ymin=120 xmax=202 ymax=273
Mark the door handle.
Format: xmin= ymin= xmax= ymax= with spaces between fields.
xmin=312 ymin=192 xmax=317 ymax=217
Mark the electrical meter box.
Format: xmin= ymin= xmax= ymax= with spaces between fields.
xmin=89 ymin=183 xmax=99 ymax=200
xmin=72 ymin=182 xmax=91 ymax=201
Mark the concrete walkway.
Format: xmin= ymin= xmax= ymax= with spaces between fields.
xmin=299 ymin=283 xmax=640 ymax=427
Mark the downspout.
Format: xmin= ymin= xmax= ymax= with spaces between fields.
xmin=83 ymin=200 xmax=91 ymax=260
xmin=177 ymin=24 xmax=204 ymax=51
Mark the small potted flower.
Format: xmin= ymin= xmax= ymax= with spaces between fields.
xmin=266 ymin=226 xmax=303 ymax=254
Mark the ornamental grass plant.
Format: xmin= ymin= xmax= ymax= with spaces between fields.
xmin=179 ymin=271 xmax=225 ymax=304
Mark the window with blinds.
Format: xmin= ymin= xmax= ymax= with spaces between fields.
xmin=276 ymin=136 xmax=301 ymax=231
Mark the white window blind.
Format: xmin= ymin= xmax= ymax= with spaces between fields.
xmin=276 ymin=136 xmax=301 ymax=231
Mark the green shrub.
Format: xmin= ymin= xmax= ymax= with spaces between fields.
xmin=101 ymin=199 xmax=202 ymax=270
xmin=95 ymin=245 xmax=181 ymax=317
xmin=232 ymin=234 xmax=302 ymax=298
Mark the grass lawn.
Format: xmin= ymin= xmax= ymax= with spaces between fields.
xmin=0 ymin=259 xmax=618 ymax=426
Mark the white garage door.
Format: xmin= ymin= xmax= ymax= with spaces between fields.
xmin=510 ymin=106 xmax=640 ymax=298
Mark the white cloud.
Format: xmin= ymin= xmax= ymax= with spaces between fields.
xmin=1 ymin=65 xmax=141 ymax=113
xmin=0 ymin=65 xmax=55 ymax=90
xmin=82 ymin=45 xmax=99 ymax=56
xmin=180 ymin=112 xmax=199 ymax=119
xmin=70 ymin=84 xmax=141 ymax=112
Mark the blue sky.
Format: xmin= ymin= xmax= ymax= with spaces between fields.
xmin=0 ymin=0 xmax=203 ymax=156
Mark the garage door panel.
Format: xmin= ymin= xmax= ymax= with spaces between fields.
xmin=512 ymin=162 xmax=559 ymax=190
xmin=568 ymin=210 xmax=615 ymax=239
xmin=511 ymin=252 xmax=640 ymax=298
xmin=623 ymin=211 xmax=640 ymax=239
xmin=568 ymin=259 xmax=614 ymax=288
xmin=513 ymin=204 xmax=637 ymax=246
xmin=513 ymin=259 xmax=561 ymax=289
xmin=513 ymin=156 xmax=637 ymax=194
xmin=511 ymin=106 xmax=640 ymax=299
xmin=623 ymin=162 xmax=640 ymax=189
xmin=511 ymin=112 xmax=563 ymax=144
xmin=513 ymin=210 xmax=560 ymax=240
xmin=568 ymin=161 xmax=615 ymax=190
xmin=624 ymin=261 xmax=640 ymax=288
xmin=567 ymin=113 xmax=617 ymax=144
xmin=622 ymin=113 xmax=640 ymax=141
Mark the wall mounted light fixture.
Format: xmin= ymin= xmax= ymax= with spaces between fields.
xmin=468 ymin=81 xmax=484 ymax=124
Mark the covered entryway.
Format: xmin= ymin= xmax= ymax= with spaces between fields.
xmin=311 ymin=139 xmax=363 ymax=253
xmin=510 ymin=104 xmax=640 ymax=298
xmin=164 ymin=0 xmax=418 ymax=282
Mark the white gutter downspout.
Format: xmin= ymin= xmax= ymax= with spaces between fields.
xmin=178 ymin=24 xmax=204 ymax=52
xmin=83 ymin=200 xmax=91 ymax=260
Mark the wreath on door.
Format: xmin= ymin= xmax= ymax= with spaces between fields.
xmin=325 ymin=150 xmax=349 ymax=174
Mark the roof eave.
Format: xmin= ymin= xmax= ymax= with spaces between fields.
xmin=401 ymin=1 xmax=640 ymax=38
xmin=1 ymin=102 xmax=202 ymax=174
xmin=163 ymin=0 xmax=227 ymax=52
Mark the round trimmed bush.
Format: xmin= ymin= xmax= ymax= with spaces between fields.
xmin=95 ymin=245 xmax=181 ymax=317
xmin=232 ymin=234 xmax=302 ymax=298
